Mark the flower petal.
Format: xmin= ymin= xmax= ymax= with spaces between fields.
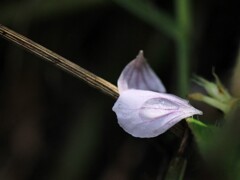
xmin=112 ymin=90 xmax=202 ymax=138
xmin=118 ymin=50 xmax=166 ymax=93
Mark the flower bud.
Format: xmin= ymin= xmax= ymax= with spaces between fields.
xmin=193 ymin=75 xmax=231 ymax=103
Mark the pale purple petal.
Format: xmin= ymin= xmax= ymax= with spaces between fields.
xmin=117 ymin=50 xmax=166 ymax=93
xmin=112 ymin=90 xmax=202 ymax=138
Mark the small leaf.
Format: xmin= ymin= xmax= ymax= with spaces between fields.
xmin=187 ymin=118 xmax=217 ymax=155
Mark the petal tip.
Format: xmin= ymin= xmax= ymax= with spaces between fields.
xmin=196 ymin=109 xmax=203 ymax=115
xmin=138 ymin=50 xmax=144 ymax=56
xmin=188 ymin=107 xmax=203 ymax=117
xmin=117 ymin=50 xmax=166 ymax=93
xmin=135 ymin=50 xmax=146 ymax=65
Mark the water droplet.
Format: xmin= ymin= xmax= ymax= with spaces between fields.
xmin=142 ymin=98 xmax=179 ymax=110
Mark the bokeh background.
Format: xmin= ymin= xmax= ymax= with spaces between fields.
xmin=0 ymin=0 xmax=239 ymax=179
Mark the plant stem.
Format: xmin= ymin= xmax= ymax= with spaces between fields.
xmin=0 ymin=24 xmax=118 ymax=99
xmin=175 ymin=0 xmax=192 ymax=97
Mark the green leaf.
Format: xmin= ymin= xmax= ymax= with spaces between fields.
xmin=186 ymin=118 xmax=217 ymax=156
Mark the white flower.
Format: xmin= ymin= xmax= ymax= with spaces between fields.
xmin=113 ymin=51 xmax=202 ymax=138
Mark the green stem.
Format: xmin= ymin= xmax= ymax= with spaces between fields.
xmin=175 ymin=0 xmax=192 ymax=97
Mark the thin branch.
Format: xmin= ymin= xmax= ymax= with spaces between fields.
xmin=0 ymin=24 xmax=119 ymax=99
xmin=0 ymin=24 xmax=183 ymax=137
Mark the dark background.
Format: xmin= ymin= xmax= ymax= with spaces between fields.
xmin=0 ymin=0 xmax=239 ymax=179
